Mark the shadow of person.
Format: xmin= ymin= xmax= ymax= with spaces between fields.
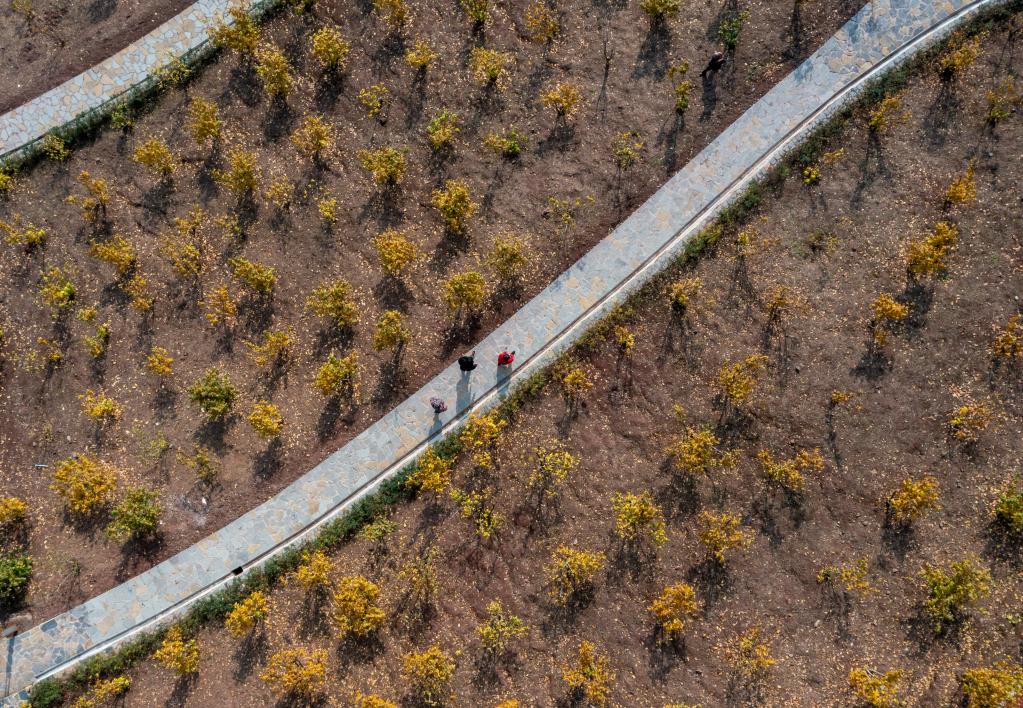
xmin=456 ymin=375 xmax=473 ymax=412
xmin=700 ymin=74 xmax=718 ymax=122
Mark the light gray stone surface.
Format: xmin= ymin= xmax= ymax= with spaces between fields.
xmin=0 ymin=0 xmax=1006 ymax=702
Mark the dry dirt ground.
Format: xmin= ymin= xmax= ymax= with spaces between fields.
xmin=0 ymin=0 xmax=193 ymax=113
xmin=0 ymin=0 xmax=857 ymax=622
xmin=68 ymin=11 xmax=1023 ymax=708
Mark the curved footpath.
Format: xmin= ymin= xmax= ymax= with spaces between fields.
xmin=0 ymin=0 xmax=268 ymax=166
xmin=1 ymin=0 xmax=1005 ymax=702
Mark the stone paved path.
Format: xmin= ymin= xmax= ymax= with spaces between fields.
xmin=1 ymin=0 xmax=1004 ymax=702
xmin=0 ymin=0 xmax=266 ymax=165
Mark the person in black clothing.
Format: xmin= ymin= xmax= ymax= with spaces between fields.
xmin=458 ymin=350 xmax=477 ymax=374
xmin=700 ymin=50 xmax=726 ymax=79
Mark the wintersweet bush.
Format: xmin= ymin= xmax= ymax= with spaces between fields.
xmin=51 ymin=456 xmax=118 ymax=515
xmin=993 ymin=485 xmax=1023 ymax=535
xmin=311 ymin=26 xmax=349 ymax=69
xmin=132 ymin=137 xmax=176 ymax=176
xmin=426 ymin=109 xmax=460 ymax=151
xmin=716 ymin=354 xmax=769 ymax=408
xmin=459 ymin=413 xmax=506 ymax=469
xmin=353 ymin=693 xmax=398 ymax=708
xmin=541 ymin=82 xmax=583 ymax=119
xmin=948 ymin=400 xmax=992 ymax=446
xmin=306 ymin=279 xmax=359 ymax=329
xmin=105 ymin=487 xmax=162 ymax=541
xmin=79 ymin=389 xmax=121 ymax=425
xmin=722 ymin=627 xmax=776 ymax=681
xmin=209 ymin=7 xmax=260 ymax=54
xmin=432 ymin=179 xmax=477 ymax=232
xmin=255 ymin=44 xmax=293 ymax=96
xmin=0 ymin=554 xmax=32 ymax=604
xmin=402 ymin=645 xmax=456 ymax=705
xmin=358 ymin=146 xmax=407 ymax=184
xmin=225 ymin=591 xmax=269 ymax=636
xmin=959 ymin=661 xmax=1023 ymax=708
xmin=666 ymin=425 xmax=738 ymax=477
xmin=248 ymin=400 xmax=284 ymax=438
xmin=332 ymin=575 xmax=386 ymax=639
xmin=939 ymin=32 xmax=983 ymax=79
xmin=562 ymin=641 xmax=614 ymax=706
xmin=358 ymin=83 xmax=390 ymax=117
xmin=697 ymin=510 xmax=752 ymax=563
xmin=261 ymin=647 xmax=327 ymax=697
xmin=668 ymin=61 xmax=692 ymax=112
xmin=405 ymin=448 xmax=453 ymax=496
xmin=920 ymin=556 xmax=991 ymax=632
xmin=39 ymin=267 xmax=75 ymax=313
xmin=201 ymin=286 xmax=238 ymax=327
xmin=848 ymin=667 xmax=904 ymax=708
xmin=229 ymin=257 xmax=276 ymax=294
xmin=294 ymin=549 xmax=332 ymax=592
xmin=460 ymin=0 xmax=489 ymax=24
xmin=187 ymin=368 xmax=238 ymax=419
xmin=0 ymin=497 xmax=27 ymax=528
xmin=442 ymin=270 xmax=488 ymax=319
xmin=816 ymin=558 xmax=875 ymax=598
xmin=756 ymin=448 xmax=824 ymax=492
xmin=70 ymin=675 xmax=130 ymax=708
xmin=290 ymin=115 xmax=333 ymax=159
xmin=611 ymin=131 xmax=644 ymax=171
xmin=944 ymin=165 xmax=976 ymax=206
xmin=486 ymin=235 xmax=528 ymax=285
xmin=154 ymin=626 xmax=199 ymax=675
xmin=906 ymin=221 xmax=958 ymax=278
xmin=478 ymin=600 xmax=528 ymax=654
xmin=89 ymin=234 xmax=137 ymax=275
xmin=451 ymin=487 xmax=504 ymax=540
xmin=213 ymin=148 xmax=259 ymax=196
xmin=245 ymin=329 xmax=294 ymax=368
xmin=372 ymin=0 xmax=408 ymax=29
xmin=888 ymin=475 xmax=941 ymax=524
xmin=991 ymin=314 xmax=1022 ymax=362
xmin=868 ymin=93 xmax=910 ymax=134
xmin=525 ymin=1 xmax=558 ymax=43
xmin=870 ymin=293 xmax=908 ymax=347
xmin=529 ymin=442 xmax=578 ymax=499
xmin=470 ymin=47 xmax=511 ymax=88
xmin=405 ymin=37 xmax=438 ymax=70
xmin=640 ymin=0 xmax=680 ymax=19
xmin=67 ymin=171 xmax=110 ymax=223
xmin=545 ymin=546 xmax=605 ymax=606
xmin=187 ymin=97 xmax=221 ymax=146
xmin=648 ymin=582 xmax=699 ymax=642
xmin=314 ymin=352 xmax=360 ymax=398
xmin=483 ymin=128 xmax=525 ymax=158
xmin=373 ymin=310 xmax=409 ymax=352
xmin=611 ymin=492 xmax=667 ymax=547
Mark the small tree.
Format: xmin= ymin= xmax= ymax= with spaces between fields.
xmin=372 ymin=0 xmax=408 ymax=29
xmin=486 ymin=235 xmax=529 ymax=287
xmin=332 ymin=575 xmax=386 ymax=639
xmin=359 ymin=147 xmax=407 ymax=185
xmin=993 ymin=484 xmax=1023 ymax=536
xmin=756 ymin=448 xmax=824 ymax=493
xmin=959 ymin=661 xmax=1023 ymax=708
xmin=451 ymin=487 xmax=504 ymax=540
xmin=201 ymin=286 xmax=238 ymax=328
xmin=373 ymin=229 xmax=419 ymax=278
xmin=89 ymin=234 xmax=138 ymax=276
xmin=948 ymin=400 xmax=992 ymax=447
xmin=224 ymin=591 xmax=269 ymax=637
xmin=869 ymin=293 xmax=908 ymax=348
xmin=460 ymin=0 xmax=489 ymax=25
xmin=648 ymin=582 xmax=700 ymax=643
xmin=611 ymin=492 xmax=667 ymax=548
xmin=307 ymin=279 xmax=359 ymax=329
xmin=920 ymin=556 xmax=991 ymax=633
xmin=432 ymin=179 xmax=477 ymax=233
xmin=545 ymin=546 xmax=605 ymax=606
xmin=541 ymin=82 xmax=583 ymax=120
xmin=310 ymin=26 xmax=350 ymax=70
xmin=0 ymin=555 xmax=33 ymax=605
xmin=944 ymin=165 xmax=976 ymax=207
xmin=459 ymin=412 xmax=506 ymax=469
xmin=80 ymin=389 xmax=121 ymax=425
xmin=668 ymin=61 xmax=692 ymax=113
xmin=187 ymin=97 xmax=222 ymax=146
xmin=213 ymin=148 xmax=259 ymax=197
xmin=906 ymin=222 xmax=958 ymax=279
xmin=245 ymin=329 xmax=294 ymax=369
xmin=373 ymin=310 xmax=410 ymax=353
xmin=248 ymin=400 xmax=284 ymax=438
xmin=697 ymin=510 xmax=753 ymax=564
xmin=105 ymin=487 xmax=162 ymax=542
xmin=887 ymin=475 xmax=940 ymax=525
xmin=469 ymin=47 xmax=511 ymax=89
xmin=562 ymin=641 xmax=615 ymax=706
xmin=229 ymin=257 xmax=276 ymax=295
xmin=255 ymin=44 xmax=293 ymax=97
xmin=314 ymin=352 xmax=360 ymax=398
xmin=51 ymin=455 xmax=118 ymax=515
xmin=260 ymin=648 xmax=328 ymax=698
xmin=442 ymin=270 xmax=488 ymax=321
xmin=848 ymin=667 xmax=905 ymax=708
xmin=991 ymin=314 xmax=1022 ymax=364
xmin=291 ymin=115 xmax=333 ymax=160
xmin=640 ymin=0 xmax=680 ymax=20
xmin=722 ymin=627 xmax=776 ymax=683
xmin=133 ymin=138 xmax=177 ymax=177
xmin=426 ymin=110 xmax=460 ymax=152
xmin=665 ymin=425 xmax=738 ymax=478
xmin=477 ymin=600 xmax=528 ymax=655
xmin=868 ymin=93 xmax=910 ymax=135
xmin=358 ymin=83 xmax=390 ymax=117
xmin=154 ymin=626 xmax=199 ymax=675
xmin=209 ymin=7 xmax=260 ymax=55
xmin=716 ymin=354 xmax=769 ymax=412
xmin=529 ymin=441 xmax=578 ymax=500
xmin=406 ymin=448 xmax=454 ymax=496
xmin=402 ymin=645 xmax=456 ymax=706
xmin=187 ymin=368 xmax=237 ymax=419
xmin=405 ymin=37 xmax=438 ymax=71
xmin=524 ymin=1 xmax=558 ymax=43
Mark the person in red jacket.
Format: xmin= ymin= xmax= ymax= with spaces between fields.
xmin=497 ymin=350 xmax=515 ymax=367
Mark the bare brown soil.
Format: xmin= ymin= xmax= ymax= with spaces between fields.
xmin=0 ymin=0 xmax=857 ymax=623
xmin=0 ymin=0 xmax=193 ymax=114
xmin=69 ymin=11 xmax=1023 ymax=708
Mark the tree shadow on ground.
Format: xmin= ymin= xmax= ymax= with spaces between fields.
xmin=632 ymin=19 xmax=671 ymax=80
xmin=686 ymin=557 xmax=732 ymax=609
xmin=233 ymin=629 xmax=268 ymax=682
xmin=115 ymin=533 xmax=164 ymax=583
xmin=165 ymin=674 xmax=197 ymax=708
xmin=252 ymin=438 xmax=285 ymax=480
xmin=644 ymin=627 xmax=687 ymax=683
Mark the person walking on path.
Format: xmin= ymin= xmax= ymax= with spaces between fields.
xmin=429 ymin=397 xmax=447 ymax=414
xmin=497 ymin=350 xmax=515 ymax=367
xmin=700 ymin=49 xmax=726 ymax=79
xmin=458 ymin=350 xmax=477 ymax=374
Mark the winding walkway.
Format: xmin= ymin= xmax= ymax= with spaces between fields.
xmin=0 ymin=0 xmax=268 ymax=165
xmin=1 ymin=0 xmax=1005 ymax=702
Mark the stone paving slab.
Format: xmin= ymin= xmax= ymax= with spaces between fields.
xmin=0 ymin=0 xmax=264 ymax=164
xmin=0 ymin=0 xmax=1005 ymax=702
